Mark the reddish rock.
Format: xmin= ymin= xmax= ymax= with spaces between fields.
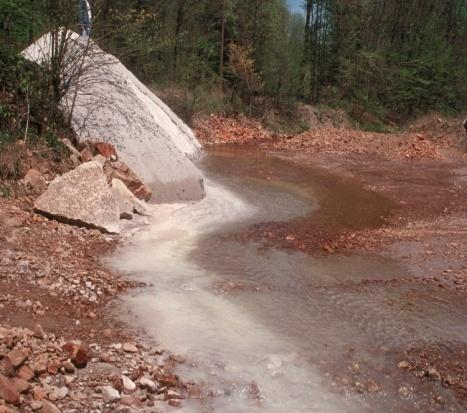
xmin=47 ymin=359 xmax=62 ymax=375
xmin=0 ymin=405 xmax=19 ymax=413
xmin=33 ymin=353 xmax=48 ymax=375
xmin=41 ymin=400 xmax=61 ymax=413
xmin=7 ymin=348 xmax=30 ymax=368
xmin=10 ymin=377 xmax=29 ymax=394
xmin=32 ymin=386 xmax=47 ymax=401
xmin=17 ymin=365 xmax=34 ymax=381
xmin=104 ymin=161 xmax=152 ymax=201
xmin=0 ymin=358 xmax=15 ymax=378
xmin=0 ymin=374 xmax=20 ymax=405
xmin=61 ymin=342 xmax=88 ymax=369
xmin=120 ymin=395 xmax=142 ymax=407
xmin=80 ymin=147 xmax=94 ymax=163
xmin=94 ymin=142 xmax=117 ymax=161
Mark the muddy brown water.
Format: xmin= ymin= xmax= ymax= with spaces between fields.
xmin=108 ymin=146 xmax=467 ymax=412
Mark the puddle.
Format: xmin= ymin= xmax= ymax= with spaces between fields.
xmin=107 ymin=147 xmax=467 ymax=412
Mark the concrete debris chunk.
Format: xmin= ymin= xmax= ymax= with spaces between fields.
xmin=34 ymin=161 xmax=120 ymax=234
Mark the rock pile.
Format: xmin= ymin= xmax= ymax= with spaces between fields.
xmin=32 ymin=142 xmax=152 ymax=235
xmin=0 ymin=325 xmax=192 ymax=412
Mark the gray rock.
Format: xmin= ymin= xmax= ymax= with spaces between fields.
xmin=121 ymin=375 xmax=136 ymax=394
xmin=111 ymin=179 xmax=150 ymax=217
xmin=101 ymin=385 xmax=121 ymax=403
xmin=34 ymin=161 xmax=120 ymax=234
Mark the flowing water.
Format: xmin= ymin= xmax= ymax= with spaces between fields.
xmin=108 ymin=147 xmax=467 ymax=412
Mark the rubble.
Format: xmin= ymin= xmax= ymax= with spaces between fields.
xmin=34 ymin=161 xmax=121 ymax=234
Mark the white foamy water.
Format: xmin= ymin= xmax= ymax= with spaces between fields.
xmin=108 ymin=179 xmax=365 ymax=413
xmin=107 ymin=150 xmax=467 ymax=413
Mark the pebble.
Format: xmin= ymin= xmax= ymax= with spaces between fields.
xmin=101 ymin=385 xmax=121 ymax=403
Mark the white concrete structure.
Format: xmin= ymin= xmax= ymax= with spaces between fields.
xmin=23 ymin=31 xmax=205 ymax=203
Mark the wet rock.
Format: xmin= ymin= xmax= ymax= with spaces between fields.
xmin=34 ymin=161 xmax=120 ymax=234
xmin=0 ymin=374 xmax=20 ymax=405
xmin=101 ymin=385 xmax=120 ymax=403
xmin=24 ymin=169 xmax=46 ymax=192
xmin=111 ymin=179 xmax=150 ymax=217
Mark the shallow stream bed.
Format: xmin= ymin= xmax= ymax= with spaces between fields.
xmin=108 ymin=147 xmax=467 ymax=412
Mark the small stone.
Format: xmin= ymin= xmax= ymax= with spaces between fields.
xmin=139 ymin=377 xmax=158 ymax=393
xmin=55 ymin=386 xmax=69 ymax=400
xmin=120 ymin=395 xmax=141 ymax=407
xmin=122 ymin=343 xmax=138 ymax=353
xmin=33 ymin=386 xmax=47 ymax=401
xmin=167 ymin=389 xmax=183 ymax=400
xmin=428 ymin=368 xmax=441 ymax=381
xmin=33 ymin=324 xmax=44 ymax=339
xmin=0 ymin=358 xmax=15 ymax=377
xmin=168 ymin=399 xmax=182 ymax=408
xmin=397 ymin=361 xmax=409 ymax=369
xmin=30 ymin=401 xmax=42 ymax=411
xmin=62 ymin=360 xmax=75 ymax=374
xmin=398 ymin=386 xmax=411 ymax=398
xmin=10 ymin=377 xmax=30 ymax=394
xmin=101 ymin=385 xmax=120 ymax=403
xmin=64 ymin=376 xmax=75 ymax=386
xmin=47 ymin=359 xmax=62 ymax=375
xmin=121 ymin=375 xmax=136 ymax=394
xmin=7 ymin=348 xmax=30 ymax=367
xmin=17 ymin=365 xmax=34 ymax=381
xmin=41 ymin=399 xmax=61 ymax=413
xmin=33 ymin=353 xmax=49 ymax=374
xmin=0 ymin=374 xmax=20 ymax=405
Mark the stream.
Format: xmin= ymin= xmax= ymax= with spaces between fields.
xmin=108 ymin=147 xmax=467 ymax=412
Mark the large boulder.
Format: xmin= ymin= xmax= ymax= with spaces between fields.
xmin=22 ymin=32 xmax=205 ymax=203
xmin=34 ymin=161 xmax=120 ymax=234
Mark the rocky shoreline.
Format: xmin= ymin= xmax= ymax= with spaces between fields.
xmin=0 ymin=179 xmax=194 ymax=412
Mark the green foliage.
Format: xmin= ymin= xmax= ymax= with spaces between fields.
xmin=0 ymin=185 xmax=11 ymax=198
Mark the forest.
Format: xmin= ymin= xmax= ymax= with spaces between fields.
xmin=1 ymin=0 xmax=467 ymax=129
